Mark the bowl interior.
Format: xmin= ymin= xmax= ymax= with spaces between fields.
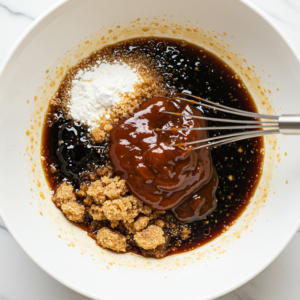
xmin=1 ymin=0 xmax=300 ymax=299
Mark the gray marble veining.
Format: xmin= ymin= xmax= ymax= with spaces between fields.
xmin=0 ymin=221 xmax=7 ymax=232
xmin=0 ymin=3 xmax=34 ymax=20
xmin=0 ymin=0 xmax=299 ymax=299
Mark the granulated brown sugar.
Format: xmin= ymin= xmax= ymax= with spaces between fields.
xmin=52 ymin=182 xmax=85 ymax=222
xmin=61 ymin=201 xmax=85 ymax=223
xmin=55 ymin=43 xmax=171 ymax=139
xmin=91 ymin=127 xmax=106 ymax=143
xmin=51 ymin=168 xmax=192 ymax=256
xmin=96 ymin=227 xmax=127 ymax=252
xmin=51 ymin=170 xmax=192 ymax=257
xmin=132 ymin=216 xmax=150 ymax=232
xmin=134 ymin=225 xmax=165 ymax=250
xmin=52 ymin=181 xmax=76 ymax=207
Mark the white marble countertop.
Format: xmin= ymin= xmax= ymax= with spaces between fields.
xmin=0 ymin=0 xmax=300 ymax=299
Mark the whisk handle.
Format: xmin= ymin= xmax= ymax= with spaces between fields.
xmin=279 ymin=115 xmax=300 ymax=135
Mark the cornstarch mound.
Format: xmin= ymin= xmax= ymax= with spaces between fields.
xmin=68 ymin=62 xmax=142 ymax=128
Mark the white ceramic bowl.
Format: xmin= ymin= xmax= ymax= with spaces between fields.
xmin=1 ymin=0 xmax=300 ymax=299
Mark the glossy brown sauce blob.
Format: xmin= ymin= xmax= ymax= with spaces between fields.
xmin=109 ymin=97 xmax=218 ymax=220
xmin=172 ymin=167 xmax=218 ymax=222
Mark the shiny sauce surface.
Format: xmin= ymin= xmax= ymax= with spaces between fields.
xmin=110 ymin=97 xmax=218 ymax=221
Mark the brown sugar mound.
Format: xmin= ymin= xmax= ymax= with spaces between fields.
xmin=57 ymin=49 xmax=171 ymax=140
xmin=83 ymin=195 xmax=93 ymax=206
xmin=61 ymin=202 xmax=85 ymax=223
xmin=85 ymin=175 xmax=151 ymax=224
xmin=87 ymin=180 xmax=106 ymax=205
xmin=52 ymin=172 xmax=192 ymax=257
xmin=86 ymin=177 xmax=128 ymax=205
xmin=140 ymin=236 xmax=170 ymax=259
xmin=103 ymin=195 xmax=149 ymax=223
xmin=88 ymin=204 xmax=106 ymax=221
xmin=91 ymin=127 xmax=105 ymax=143
xmin=52 ymin=181 xmax=76 ymax=207
xmin=134 ymin=225 xmax=165 ymax=250
xmin=155 ymin=219 xmax=165 ymax=228
xmin=53 ymin=182 xmax=85 ymax=222
xmin=124 ymin=216 xmax=150 ymax=234
xmin=133 ymin=216 xmax=150 ymax=232
xmin=105 ymin=182 xmax=122 ymax=200
xmin=96 ymin=227 xmax=127 ymax=252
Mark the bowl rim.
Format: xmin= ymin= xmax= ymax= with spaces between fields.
xmin=0 ymin=0 xmax=300 ymax=299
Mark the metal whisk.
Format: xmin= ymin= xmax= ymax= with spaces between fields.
xmin=157 ymin=93 xmax=300 ymax=150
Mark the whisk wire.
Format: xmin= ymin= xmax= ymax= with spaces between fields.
xmin=155 ymin=93 xmax=300 ymax=150
xmin=174 ymin=93 xmax=279 ymax=120
xmin=191 ymin=130 xmax=279 ymax=150
xmin=160 ymin=111 xmax=279 ymax=124
xmin=159 ymin=125 xmax=278 ymax=132
xmin=175 ymin=129 xmax=279 ymax=147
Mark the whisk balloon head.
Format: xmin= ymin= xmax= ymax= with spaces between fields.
xmin=156 ymin=93 xmax=281 ymax=150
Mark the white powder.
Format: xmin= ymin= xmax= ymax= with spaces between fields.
xmin=68 ymin=62 xmax=142 ymax=128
